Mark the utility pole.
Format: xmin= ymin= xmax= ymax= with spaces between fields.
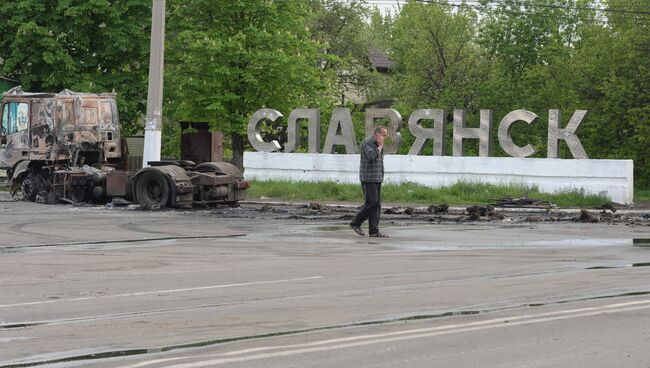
xmin=143 ymin=0 xmax=165 ymax=167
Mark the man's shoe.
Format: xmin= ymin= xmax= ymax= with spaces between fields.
xmin=369 ymin=232 xmax=388 ymax=238
xmin=350 ymin=225 xmax=365 ymax=236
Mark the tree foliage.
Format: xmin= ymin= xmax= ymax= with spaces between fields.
xmin=475 ymin=0 xmax=649 ymax=182
xmin=391 ymin=2 xmax=488 ymax=110
xmin=311 ymin=0 xmax=372 ymax=104
xmin=1 ymin=0 xmax=648 ymax=188
xmin=0 ymin=0 xmax=151 ymax=134
xmin=387 ymin=2 xmax=492 ymax=155
xmin=165 ymin=0 xmax=333 ymax=168
xmin=570 ymin=0 xmax=650 ymax=185
xmin=475 ymin=0 xmax=596 ymax=156
xmin=386 ymin=0 xmax=649 ymax=185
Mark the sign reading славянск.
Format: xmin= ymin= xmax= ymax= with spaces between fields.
xmin=247 ymin=108 xmax=588 ymax=158
xmin=244 ymin=108 xmax=634 ymax=204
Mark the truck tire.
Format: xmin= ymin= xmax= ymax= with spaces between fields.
xmin=135 ymin=170 xmax=171 ymax=207
xmin=21 ymin=172 xmax=48 ymax=202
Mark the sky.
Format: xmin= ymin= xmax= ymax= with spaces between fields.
xmin=364 ymin=1 xmax=488 ymax=15
xmin=365 ymin=0 xmax=405 ymax=15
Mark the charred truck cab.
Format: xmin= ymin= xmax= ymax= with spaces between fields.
xmin=0 ymin=87 xmax=248 ymax=207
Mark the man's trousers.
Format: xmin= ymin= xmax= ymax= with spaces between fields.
xmin=350 ymin=182 xmax=382 ymax=235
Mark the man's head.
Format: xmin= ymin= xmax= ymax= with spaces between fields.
xmin=373 ymin=126 xmax=388 ymax=145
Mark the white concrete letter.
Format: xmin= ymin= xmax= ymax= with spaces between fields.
xmin=407 ymin=109 xmax=446 ymax=156
xmin=322 ymin=108 xmax=358 ymax=154
xmin=285 ymin=108 xmax=320 ymax=153
xmin=453 ymin=109 xmax=493 ymax=157
xmin=247 ymin=108 xmax=282 ymax=152
xmin=547 ymin=110 xmax=588 ymax=159
xmin=364 ymin=108 xmax=403 ymax=154
xmin=498 ymin=109 xmax=538 ymax=158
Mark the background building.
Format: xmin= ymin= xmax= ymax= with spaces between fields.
xmin=0 ymin=77 xmax=19 ymax=93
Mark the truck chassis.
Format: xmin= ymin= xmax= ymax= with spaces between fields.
xmin=1 ymin=87 xmax=248 ymax=207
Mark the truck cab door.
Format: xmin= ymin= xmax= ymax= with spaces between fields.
xmin=0 ymin=101 xmax=31 ymax=169
xmin=1 ymin=103 xmax=7 ymax=147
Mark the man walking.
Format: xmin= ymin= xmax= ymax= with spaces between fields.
xmin=350 ymin=126 xmax=389 ymax=237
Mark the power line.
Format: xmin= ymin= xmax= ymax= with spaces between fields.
xmin=492 ymin=0 xmax=650 ymax=16
xmin=407 ymin=0 xmax=650 ymax=23
xmin=413 ymin=0 xmax=650 ymax=16
xmin=364 ymin=0 xmax=650 ymax=27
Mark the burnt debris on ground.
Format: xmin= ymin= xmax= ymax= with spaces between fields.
xmin=236 ymin=201 xmax=650 ymax=226
xmin=491 ymin=195 xmax=554 ymax=209
xmin=1 ymin=192 xmax=648 ymax=226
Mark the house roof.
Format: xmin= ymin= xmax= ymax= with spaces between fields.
xmin=368 ymin=48 xmax=394 ymax=72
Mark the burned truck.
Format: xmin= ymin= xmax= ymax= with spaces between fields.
xmin=0 ymin=86 xmax=248 ymax=207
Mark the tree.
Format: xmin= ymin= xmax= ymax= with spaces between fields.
xmin=569 ymin=0 xmax=650 ymax=185
xmin=476 ymin=0 xmax=597 ymax=157
xmin=364 ymin=7 xmax=398 ymax=103
xmin=390 ymin=1 xmax=487 ymax=109
xmin=0 ymin=0 xmax=152 ymax=134
xmin=478 ymin=0 xmax=590 ymax=81
xmin=310 ymin=0 xmax=379 ymax=105
xmin=165 ymin=0 xmax=333 ymax=168
xmin=472 ymin=0 xmax=650 ymax=182
xmin=387 ymin=1 xmax=491 ymax=154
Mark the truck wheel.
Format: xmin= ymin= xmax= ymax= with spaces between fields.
xmin=68 ymin=185 xmax=89 ymax=203
xmin=135 ymin=171 xmax=171 ymax=207
xmin=21 ymin=173 xmax=48 ymax=202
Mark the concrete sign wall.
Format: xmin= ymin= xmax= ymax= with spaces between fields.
xmin=244 ymin=152 xmax=634 ymax=204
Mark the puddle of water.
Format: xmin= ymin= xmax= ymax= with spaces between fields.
xmin=586 ymin=262 xmax=650 ymax=270
xmin=317 ymin=225 xmax=351 ymax=232
xmin=527 ymin=238 xmax=632 ymax=247
xmin=391 ymin=238 xmax=650 ymax=251
xmin=633 ymin=238 xmax=650 ymax=248
xmin=0 ymin=337 xmax=34 ymax=343
xmin=530 ymin=238 xmax=650 ymax=248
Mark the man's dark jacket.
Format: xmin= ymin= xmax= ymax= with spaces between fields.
xmin=359 ymin=136 xmax=384 ymax=183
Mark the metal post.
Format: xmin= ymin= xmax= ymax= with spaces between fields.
xmin=143 ymin=0 xmax=165 ymax=167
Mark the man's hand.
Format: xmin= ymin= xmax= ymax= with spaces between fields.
xmin=375 ymin=128 xmax=387 ymax=152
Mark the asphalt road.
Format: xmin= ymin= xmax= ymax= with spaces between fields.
xmin=1 ymin=200 xmax=649 ymax=368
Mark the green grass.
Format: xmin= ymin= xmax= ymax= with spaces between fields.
xmin=248 ymin=180 xmax=612 ymax=207
xmin=2 ymin=177 xmax=644 ymax=206
xmin=636 ymin=187 xmax=650 ymax=202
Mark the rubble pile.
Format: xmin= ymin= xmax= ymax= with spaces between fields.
xmin=240 ymin=201 xmax=650 ymax=227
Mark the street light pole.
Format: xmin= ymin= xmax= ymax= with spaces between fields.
xmin=143 ymin=0 xmax=166 ymax=167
